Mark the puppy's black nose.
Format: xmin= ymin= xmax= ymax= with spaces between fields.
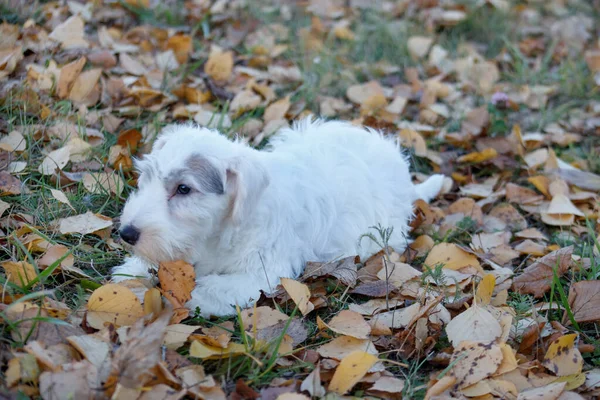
xmin=120 ymin=225 xmax=140 ymax=245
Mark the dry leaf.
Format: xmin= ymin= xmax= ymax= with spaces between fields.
xmin=1 ymin=261 xmax=37 ymax=288
xmin=512 ymin=246 xmax=573 ymax=297
xmin=424 ymin=243 xmax=481 ymax=271
xmin=322 ymin=310 xmax=371 ymax=339
xmin=300 ymin=362 xmax=326 ymax=398
xmin=86 ymin=283 xmax=145 ymax=329
xmin=450 ymin=341 xmax=503 ymax=388
xmin=38 ymin=147 xmax=70 ymax=175
xmin=543 ymin=334 xmax=583 ymax=377
xmin=566 ymin=280 xmax=600 ymax=324
xmin=328 ymin=351 xmax=379 ymax=395
xmin=204 ymin=50 xmax=234 ymax=82
xmin=158 ymin=260 xmax=196 ymax=321
xmin=56 ymin=212 xmax=113 ymax=235
xmin=280 ymin=278 xmax=315 ymax=316
xmin=49 ymin=189 xmax=75 ymax=211
xmin=445 ymin=304 xmax=502 ymax=347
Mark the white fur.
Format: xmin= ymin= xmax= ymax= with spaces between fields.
xmin=112 ymin=118 xmax=444 ymax=317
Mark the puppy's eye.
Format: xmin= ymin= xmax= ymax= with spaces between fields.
xmin=176 ymin=184 xmax=191 ymax=195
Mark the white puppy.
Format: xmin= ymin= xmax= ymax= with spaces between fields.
xmin=112 ymin=118 xmax=444 ymax=317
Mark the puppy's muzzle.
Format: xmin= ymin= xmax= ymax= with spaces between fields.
xmin=120 ymin=225 xmax=140 ymax=246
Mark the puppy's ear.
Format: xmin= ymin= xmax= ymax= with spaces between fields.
xmin=226 ymin=155 xmax=269 ymax=224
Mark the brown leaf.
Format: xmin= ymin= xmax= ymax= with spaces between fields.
xmin=0 ymin=171 xmax=22 ymax=195
xmin=303 ymin=256 xmax=358 ymax=286
xmin=166 ymin=34 xmax=192 ymax=64
xmin=109 ymin=309 xmax=172 ymax=389
xmin=204 ymin=50 xmax=234 ymax=82
xmin=68 ymin=68 xmax=102 ymax=105
xmin=158 ymin=260 xmax=196 ymax=322
xmin=565 ymin=280 xmax=600 ymax=324
xmin=512 ymin=246 xmax=573 ymax=297
xmin=57 ymin=57 xmax=86 ymax=99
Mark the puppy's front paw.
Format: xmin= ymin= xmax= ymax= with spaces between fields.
xmin=111 ymin=257 xmax=154 ymax=282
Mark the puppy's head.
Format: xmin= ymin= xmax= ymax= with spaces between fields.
xmin=119 ymin=124 xmax=269 ymax=264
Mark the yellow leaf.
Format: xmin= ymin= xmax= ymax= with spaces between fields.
xmin=399 ymin=129 xmax=428 ymax=157
xmin=475 ymin=274 xmax=496 ymax=306
xmin=204 ymin=50 xmax=234 ymax=82
xmin=328 ymin=351 xmax=379 ymax=394
xmin=542 ymin=334 xmax=583 ymax=376
xmin=86 ymin=283 xmax=145 ymax=329
xmin=143 ymin=288 xmax=163 ymax=316
xmin=280 ymin=278 xmax=314 ymax=316
xmin=555 ymin=372 xmax=586 ymax=391
xmin=321 ymin=310 xmax=371 ymax=339
xmin=457 ymin=148 xmax=498 ymax=163
xmin=68 ymin=68 xmax=101 ymax=105
xmin=264 ymin=96 xmax=290 ymax=124
xmin=424 ymin=243 xmax=481 ymax=272
xmin=496 ymin=343 xmax=518 ymax=375
xmin=189 ymin=340 xmax=246 ymax=359
xmin=1 ymin=261 xmax=37 ymax=288
xmin=166 ymin=34 xmax=192 ymax=64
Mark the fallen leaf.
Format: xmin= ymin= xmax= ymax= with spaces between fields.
xmin=424 ymin=243 xmax=481 ymax=271
xmin=566 ymin=280 xmax=600 ymax=324
xmin=300 ymin=362 xmax=326 ymax=398
xmin=38 ymin=146 xmax=70 ymax=175
xmin=450 ymin=341 xmax=503 ymax=388
xmin=49 ymin=189 xmax=75 ymax=211
xmin=328 ymin=351 xmax=379 ymax=394
xmin=189 ymin=340 xmax=246 ymax=359
xmin=158 ymin=260 xmax=196 ymax=322
xmin=39 ymin=361 xmax=100 ymax=400
xmin=109 ymin=310 xmax=172 ymax=389
xmin=82 ymin=172 xmax=126 ymax=196
xmin=264 ymin=97 xmax=290 ymax=123
xmin=512 ymin=246 xmax=573 ymax=297
xmin=346 ymin=81 xmax=384 ymax=104
xmin=407 ymin=36 xmax=434 ymax=59
xmin=0 ymin=171 xmax=23 ymax=194
xmin=322 ymin=310 xmax=371 ymax=339
xmin=303 ymin=256 xmax=358 ymax=286
xmin=56 ymin=211 xmax=113 ymax=235
xmin=280 ymin=278 xmax=315 ymax=316
xmin=457 ymin=148 xmax=498 ymax=163
xmin=517 ymin=382 xmax=566 ymax=400
xmin=86 ymin=283 xmax=145 ymax=329
xmin=0 ymin=130 xmax=26 ymax=152
xmin=162 ymin=324 xmax=198 ymax=350
xmin=543 ymin=334 xmax=583 ymax=377
xmin=204 ymin=50 xmax=234 ymax=82
xmin=1 ymin=261 xmax=37 ymax=288
xmin=49 ymin=16 xmax=88 ymax=49
xmin=445 ymin=304 xmax=502 ymax=347
xmin=37 ymin=244 xmax=74 ymax=270
xmin=317 ymin=336 xmax=377 ymax=360
xmin=475 ymin=274 xmax=496 ymax=306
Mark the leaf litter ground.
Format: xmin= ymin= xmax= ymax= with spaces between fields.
xmin=1 ymin=0 xmax=600 ymax=399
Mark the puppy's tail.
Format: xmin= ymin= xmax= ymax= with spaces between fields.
xmin=415 ymin=174 xmax=445 ymax=203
